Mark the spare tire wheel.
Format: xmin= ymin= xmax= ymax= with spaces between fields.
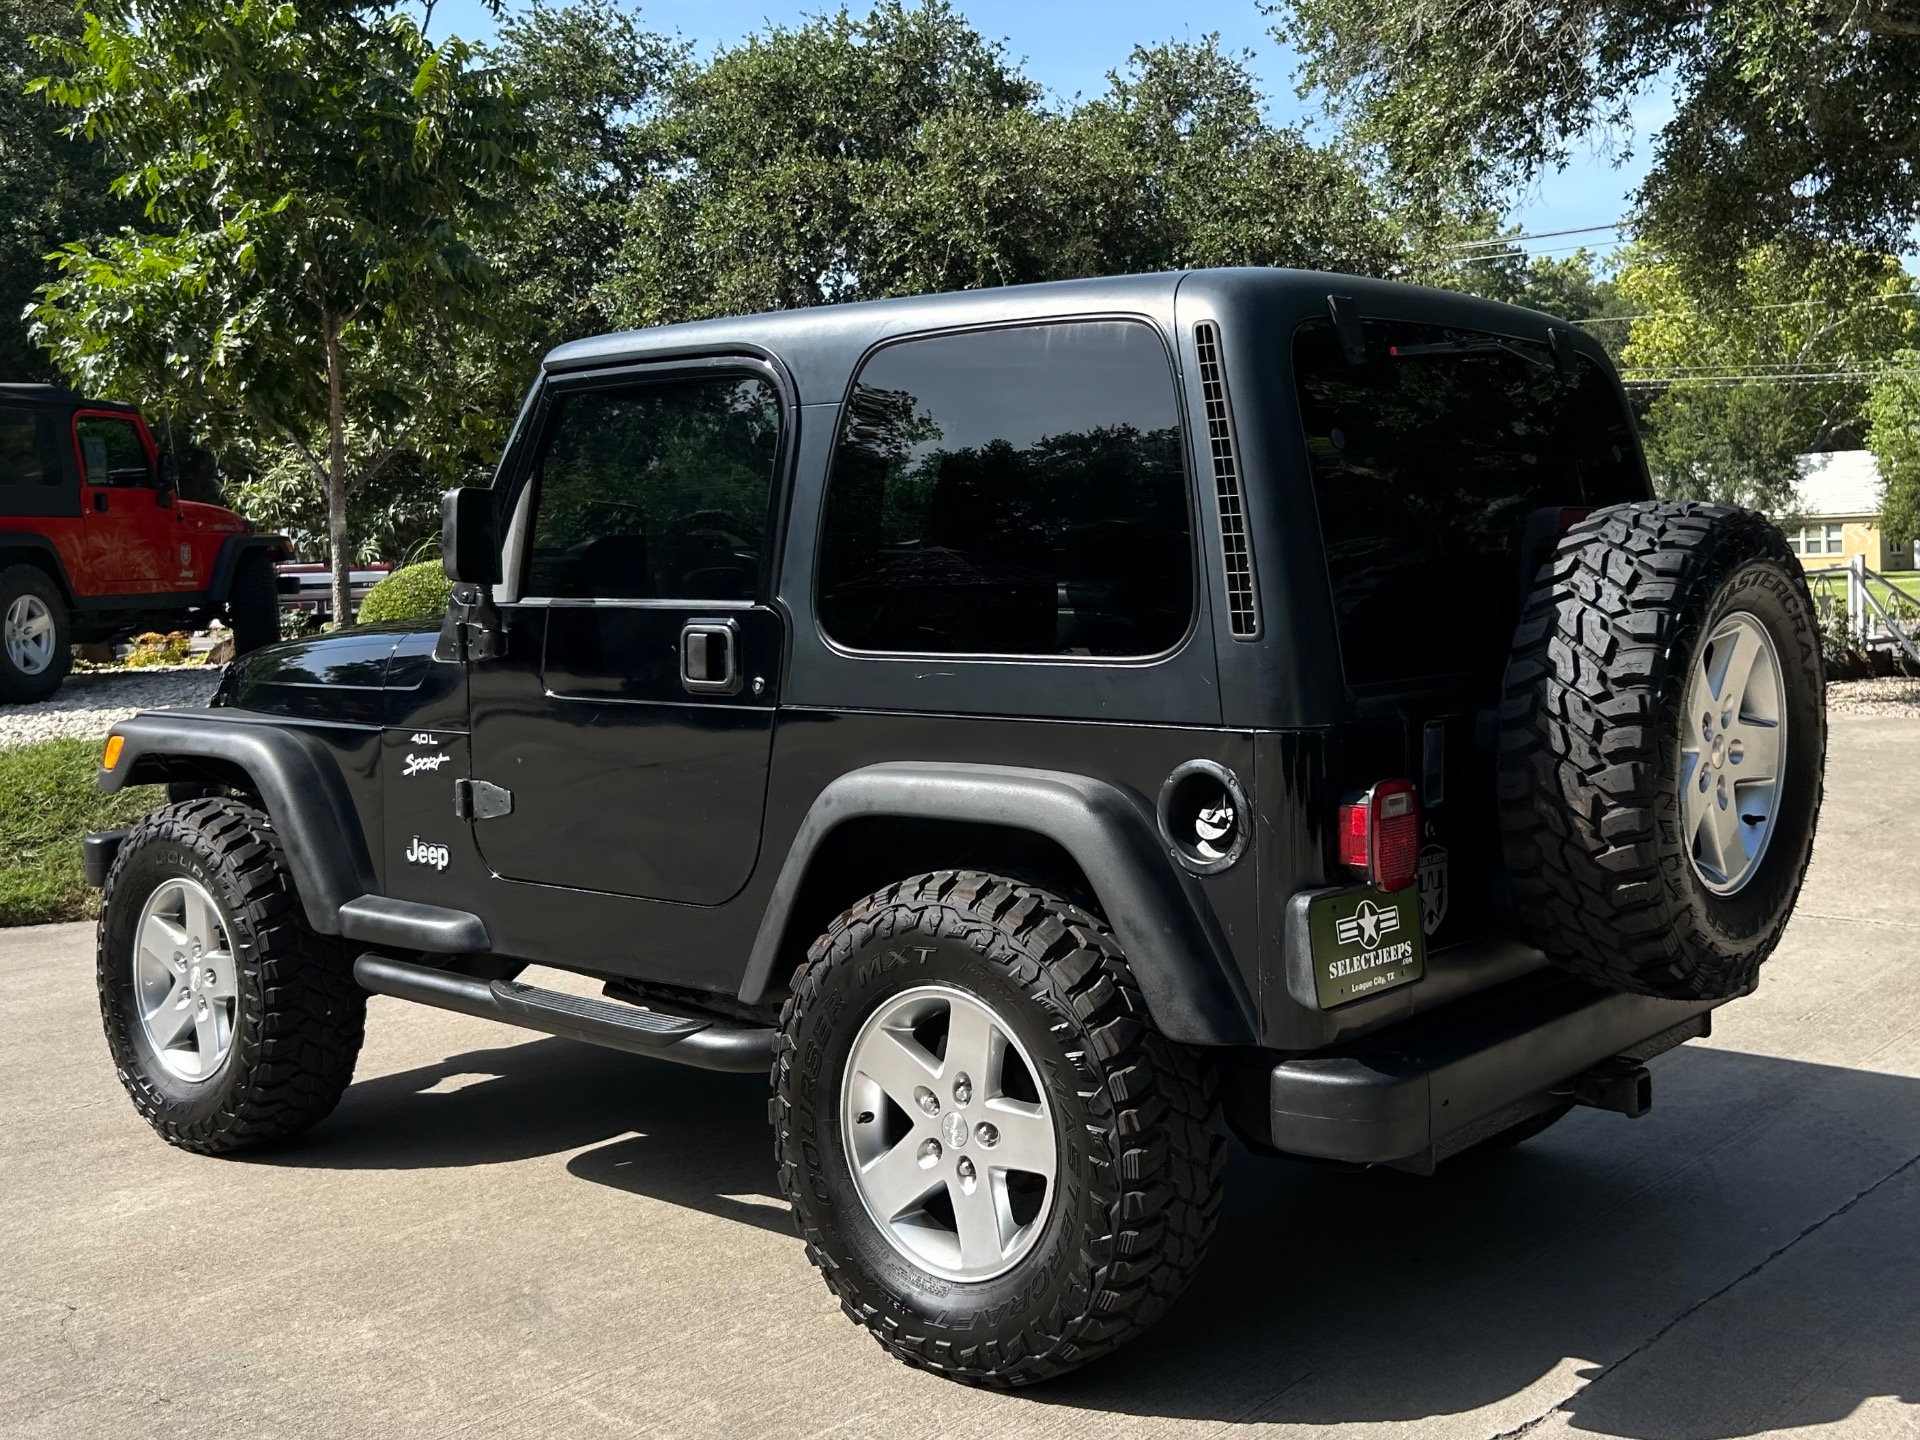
xmin=1498 ymin=501 xmax=1826 ymax=1000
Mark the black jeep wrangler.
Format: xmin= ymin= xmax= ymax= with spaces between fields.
xmin=86 ymin=269 xmax=1825 ymax=1386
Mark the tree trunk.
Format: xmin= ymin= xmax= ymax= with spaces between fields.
xmin=324 ymin=319 xmax=352 ymax=627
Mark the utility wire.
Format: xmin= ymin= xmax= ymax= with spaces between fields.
xmin=1578 ymin=293 xmax=1920 ymax=325
xmin=1449 ymin=239 xmax=1633 ymax=263
xmin=1443 ymin=222 xmax=1626 ymax=252
xmin=1620 ymin=370 xmax=1915 ymax=386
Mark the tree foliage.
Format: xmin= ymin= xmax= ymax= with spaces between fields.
xmin=611 ymin=3 xmax=1399 ymax=328
xmin=1867 ymin=352 xmax=1918 ymax=547
xmin=1616 ymin=246 xmax=1918 ymax=510
xmin=1279 ymin=0 xmax=1920 ymax=280
xmin=0 ymin=0 xmax=133 ymax=380
xmin=27 ymin=0 xmax=529 ymax=618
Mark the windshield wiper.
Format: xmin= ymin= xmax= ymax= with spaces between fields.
xmin=1388 ymin=337 xmax=1554 ymax=372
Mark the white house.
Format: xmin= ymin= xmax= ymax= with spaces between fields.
xmin=1780 ymin=451 xmax=1912 ymax=572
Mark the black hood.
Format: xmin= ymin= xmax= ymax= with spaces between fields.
xmin=216 ymin=620 xmax=441 ymax=724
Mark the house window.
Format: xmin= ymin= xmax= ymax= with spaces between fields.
xmin=1825 ymin=524 xmax=1844 ymax=555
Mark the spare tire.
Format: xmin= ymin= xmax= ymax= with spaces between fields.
xmin=1498 ymin=501 xmax=1825 ymax=1000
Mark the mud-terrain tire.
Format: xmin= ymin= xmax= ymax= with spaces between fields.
xmin=1499 ymin=501 xmax=1825 ymax=1000
xmin=226 ymin=550 xmax=281 ymax=656
xmin=98 ymin=798 xmax=365 ymax=1153
xmin=0 ymin=562 xmax=71 ymax=703
xmin=773 ymin=871 xmax=1224 ymax=1387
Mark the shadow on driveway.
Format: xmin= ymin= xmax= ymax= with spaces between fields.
xmin=249 ymin=1036 xmax=1919 ymax=1437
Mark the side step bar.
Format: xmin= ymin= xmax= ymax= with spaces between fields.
xmin=353 ymin=954 xmax=774 ymax=1074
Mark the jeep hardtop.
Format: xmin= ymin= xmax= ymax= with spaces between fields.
xmin=0 ymin=383 xmax=289 ymax=701
xmin=84 ymin=269 xmax=1825 ymax=1386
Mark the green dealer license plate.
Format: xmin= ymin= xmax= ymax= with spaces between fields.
xmin=1307 ymin=887 xmax=1425 ymax=1008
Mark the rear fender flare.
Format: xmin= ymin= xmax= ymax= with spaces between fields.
xmin=740 ymin=762 xmax=1257 ymax=1046
xmin=206 ymin=534 xmax=290 ymax=607
xmin=0 ymin=532 xmax=77 ymax=605
xmin=99 ymin=710 xmax=374 ymax=934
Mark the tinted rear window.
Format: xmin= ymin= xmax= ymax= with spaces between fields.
xmin=817 ymin=321 xmax=1193 ymax=658
xmin=0 ymin=406 xmax=61 ymax=489
xmin=1293 ymin=317 xmax=1646 ymax=688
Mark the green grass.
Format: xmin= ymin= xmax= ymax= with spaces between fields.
xmin=1804 ymin=567 xmax=1919 ymax=602
xmin=0 ymin=739 xmax=162 ymax=928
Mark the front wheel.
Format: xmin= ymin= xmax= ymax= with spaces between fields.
xmin=97 ymin=799 xmax=366 ymax=1153
xmin=773 ymin=871 xmax=1224 ymax=1386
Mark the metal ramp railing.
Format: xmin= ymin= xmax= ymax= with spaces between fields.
xmin=1804 ymin=556 xmax=1920 ymax=665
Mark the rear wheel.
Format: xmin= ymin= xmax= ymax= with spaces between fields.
xmin=1499 ymin=501 xmax=1826 ymax=1000
xmin=773 ymin=871 xmax=1224 ymax=1386
xmin=0 ymin=563 xmax=71 ymax=703
xmin=226 ymin=551 xmax=280 ymax=656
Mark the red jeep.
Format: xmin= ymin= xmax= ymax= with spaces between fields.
xmin=0 ymin=384 xmax=288 ymax=703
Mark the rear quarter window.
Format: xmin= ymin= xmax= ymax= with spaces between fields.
xmin=1293 ymin=316 xmax=1647 ymax=689
xmin=817 ymin=319 xmax=1194 ymax=658
xmin=0 ymin=406 xmax=62 ymax=490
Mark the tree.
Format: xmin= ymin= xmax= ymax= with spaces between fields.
xmin=0 ymin=0 xmax=133 ymax=380
xmin=485 ymin=0 xmax=680 ymax=351
xmin=1614 ymin=246 xmax=1917 ymax=509
xmin=1278 ymin=0 xmax=1920 ymax=280
xmin=1867 ymin=353 xmax=1918 ymax=548
xmin=28 ymin=0 xmax=528 ymax=621
xmin=610 ymin=4 xmax=1401 ymax=328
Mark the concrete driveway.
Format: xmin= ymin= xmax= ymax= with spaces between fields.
xmin=2 ymin=714 xmax=1914 ymax=1440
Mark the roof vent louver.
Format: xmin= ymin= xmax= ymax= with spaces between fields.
xmin=1193 ymin=321 xmax=1260 ymax=639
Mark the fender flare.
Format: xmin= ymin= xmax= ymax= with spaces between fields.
xmin=99 ymin=709 xmax=375 ymax=935
xmin=0 ymin=531 xmax=77 ymax=605
xmin=739 ymin=762 xmax=1257 ymax=1046
xmin=206 ymin=533 xmax=290 ymax=607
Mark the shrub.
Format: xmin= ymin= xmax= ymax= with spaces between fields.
xmin=359 ymin=559 xmax=454 ymax=624
xmin=124 ymin=631 xmax=192 ymax=666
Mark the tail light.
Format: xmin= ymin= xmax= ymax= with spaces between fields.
xmin=1337 ymin=779 xmax=1421 ymax=892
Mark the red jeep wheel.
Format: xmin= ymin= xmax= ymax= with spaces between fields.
xmin=0 ymin=563 xmax=72 ymax=704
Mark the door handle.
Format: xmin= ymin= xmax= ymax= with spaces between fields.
xmin=92 ymin=491 xmax=108 ymax=512
xmin=680 ymin=619 xmax=741 ymax=696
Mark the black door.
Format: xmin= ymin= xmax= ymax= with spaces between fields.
xmin=467 ymin=363 xmax=787 ymax=904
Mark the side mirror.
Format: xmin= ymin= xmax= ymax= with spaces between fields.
xmin=442 ymin=487 xmax=501 ymax=586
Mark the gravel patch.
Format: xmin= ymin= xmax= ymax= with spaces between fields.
xmin=1827 ymin=676 xmax=1920 ymax=718
xmin=0 ymin=667 xmax=223 ymax=749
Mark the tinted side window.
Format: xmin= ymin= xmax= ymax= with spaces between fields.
xmin=0 ymin=406 xmax=61 ymax=488
xmin=523 ymin=376 xmax=780 ymax=601
xmin=1294 ymin=317 xmax=1647 ymax=688
xmin=76 ymin=415 xmax=154 ymax=488
xmin=818 ymin=321 xmax=1192 ymax=657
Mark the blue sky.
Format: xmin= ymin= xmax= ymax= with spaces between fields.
xmin=429 ymin=0 xmax=1664 ymax=259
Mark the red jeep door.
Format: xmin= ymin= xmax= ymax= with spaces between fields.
xmin=74 ymin=412 xmax=180 ymax=593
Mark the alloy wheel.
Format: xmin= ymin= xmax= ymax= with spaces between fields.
xmin=4 ymin=594 xmax=56 ymax=675
xmin=841 ymin=983 xmax=1058 ymax=1282
xmin=132 ymin=878 xmax=239 ymax=1081
xmin=1680 ymin=611 xmax=1788 ymax=895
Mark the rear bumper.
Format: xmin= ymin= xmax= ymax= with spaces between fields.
xmin=1264 ymin=977 xmax=1717 ymax=1169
